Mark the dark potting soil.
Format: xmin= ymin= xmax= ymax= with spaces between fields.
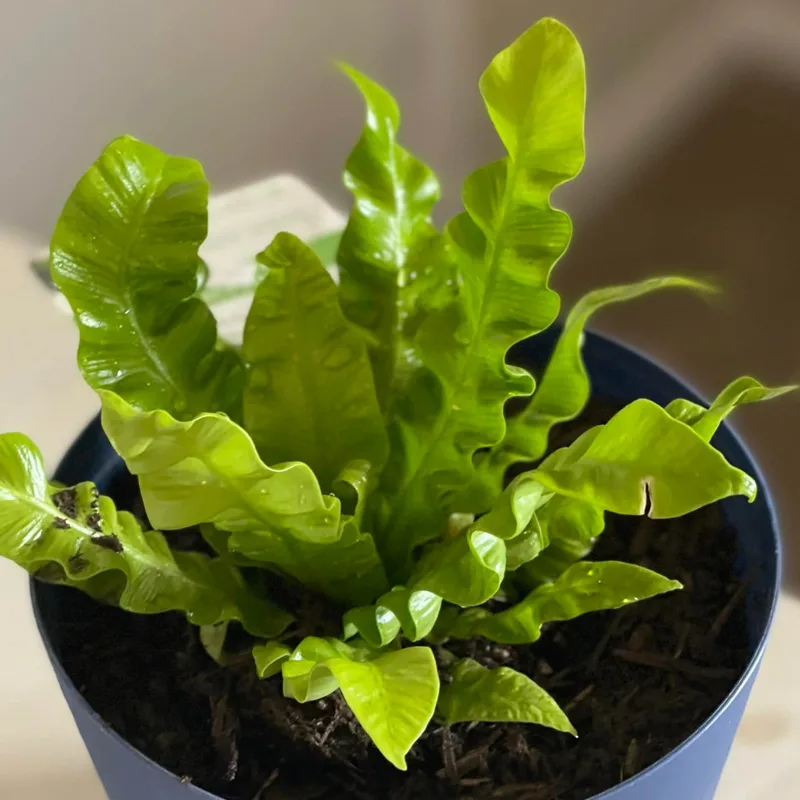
xmin=55 ymin=404 xmax=751 ymax=800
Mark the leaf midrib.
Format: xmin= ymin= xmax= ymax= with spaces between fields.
xmin=286 ymin=267 xmax=330 ymax=480
xmin=123 ymin=175 xmax=185 ymax=405
xmin=96 ymin=156 xmax=188 ymax=411
xmin=384 ymin=149 xmax=528 ymax=546
xmin=383 ymin=48 xmax=555 ymax=551
xmin=189 ymin=436 xmax=347 ymax=593
xmin=2 ymin=479 xmax=213 ymax=594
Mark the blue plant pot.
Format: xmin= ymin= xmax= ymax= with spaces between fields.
xmin=31 ymin=329 xmax=780 ymax=800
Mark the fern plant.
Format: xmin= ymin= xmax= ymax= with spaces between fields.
xmin=0 ymin=18 xmax=793 ymax=770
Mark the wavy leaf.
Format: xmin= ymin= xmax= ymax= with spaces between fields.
xmin=469 ymin=277 xmax=715 ymax=510
xmin=410 ymin=476 xmax=548 ymax=606
xmin=231 ymin=517 xmax=388 ymax=607
xmin=100 ymin=390 xmax=337 ymax=537
xmin=99 ymin=390 xmax=387 ymax=604
xmin=50 ymin=135 xmax=242 ymax=419
xmin=519 ymin=495 xmax=604 ymax=584
xmin=411 ymin=477 xmax=549 ymax=606
xmin=332 ymin=459 xmax=374 ymax=524
xmin=336 ymin=65 xmax=442 ymax=410
xmin=533 ymin=399 xmax=757 ymax=517
xmin=342 ymin=529 xmax=503 ymax=647
xmin=667 ymin=376 xmax=797 ymax=441
xmin=280 ymin=637 xmax=439 ymax=770
xmin=451 ymin=561 xmax=680 ymax=644
xmin=0 ymin=433 xmax=289 ymax=638
xmin=344 ymin=476 xmax=546 ymax=647
xmin=437 ymin=658 xmax=575 ymax=734
xmin=253 ymin=641 xmax=293 ymax=679
xmin=505 ymin=511 xmax=548 ymax=571
xmin=378 ymin=19 xmax=586 ymax=573
xmin=343 ymin=587 xmax=442 ymax=648
xmin=242 ymin=233 xmax=388 ymax=489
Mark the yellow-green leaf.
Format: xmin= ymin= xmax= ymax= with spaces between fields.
xmin=0 ymin=433 xmax=289 ymax=638
xmin=99 ymin=390 xmax=387 ymax=605
xmin=438 ymin=658 xmax=575 ymax=734
xmin=379 ymin=18 xmax=586 ymax=575
xmin=469 ymin=276 xmax=715 ymax=511
xmin=50 ymin=135 xmax=242 ymax=419
xmin=533 ymin=399 xmax=756 ymax=517
xmin=452 ymin=561 xmax=681 ymax=644
xmin=327 ymin=647 xmax=439 ymax=770
xmin=336 ymin=65 xmax=443 ymax=410
xmin=667 ymin=376 xmax=796 ymax=441
xmin=242 ymin=233 xmax=388 ymax=490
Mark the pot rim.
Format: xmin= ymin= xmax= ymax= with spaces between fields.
xmin=30 ymin=329 xmax=782 ymax=800
xmin=569 ymin=330 xmax=782 ymax=798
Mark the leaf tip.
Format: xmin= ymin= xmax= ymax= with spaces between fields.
xmin=387 ymin=753 xmax=409 ymax=772
xmin=742 ymin=473 xmax=758 ymax=504
xmin=684 ymin=276 xmax=721 ymax=298
xmin=537 ymin=16 xmax=574 ymax=32
xmin=335 ymin=60 xmax=357 ymax=79
xmin=338 ymin=63 xmax=400 ymax=131
xmin=551 ymin=706 xmax=578 ymax=738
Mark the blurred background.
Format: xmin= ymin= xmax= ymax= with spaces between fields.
xmin=6 ymin=0 xmax=798 ymax=577
xmin=1 ymin=2 xmax=800 ymax=797
xmin=1 ymin=0 xmax=799 ymax=557
xmin=1 ymin=0 xmax=799 ymax=594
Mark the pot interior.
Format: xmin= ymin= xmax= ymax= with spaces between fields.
xmin=32 ymin=328 xmax=780 ymax=799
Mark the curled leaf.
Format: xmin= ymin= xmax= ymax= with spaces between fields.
xmin=344 ymin=476 xmax=548 ymax=647
xmin=344 ymin=587 xmax=442 ymax=648
xmin=253 ymin=641 xmax=293 ymax=679
xmin=412 ymin=529 xmax=507 ymax=608
xmin=343 ymin=529 xmax=504 ymax=648
xmin=667 ymin=376 xmax=797 ymax=441
xmin=412 ymin=475 xmax=547 ymax=605
xmin=520 ymin=495 xmax=604 ymax=584
xmin=332 ymin=459 xmax=375 ymax=524
xmin=281 ymin=637 xmax=357 ymax=703
xmin=505 ymin=512 xmax=548 ymax=572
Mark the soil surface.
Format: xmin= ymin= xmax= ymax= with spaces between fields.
xmin=56 ymin=405 xmax=751 ymax=800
